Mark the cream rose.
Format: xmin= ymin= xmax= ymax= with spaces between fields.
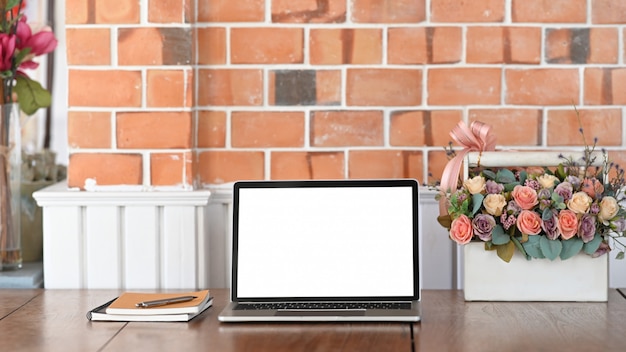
xmin=483 ymin=194 xmax=507 ymax=216
xmin=463 ymin=175 xmax=486 ymax=194
xmin=598 ymin=196 xmax=619 ymax=222
xmin=537 ymin=174 xmax=559 ymax=189
xmin=567 ymin=191 xmax=592 ymax=214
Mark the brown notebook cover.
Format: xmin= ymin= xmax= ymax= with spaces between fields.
xmin=105 ymin=290 xmax=211 ymax=315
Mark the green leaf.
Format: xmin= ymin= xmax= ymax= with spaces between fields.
xmin=6 ymin=0 xmax=20 ymax=11
xmin=471 ymin=193 xmax=484 ymax=216
xmin=496 ymin=241 xmax=515 ymax=263
xmin=522 ymin=235 xmax=544 ymax=259
xmin=496 ymin=168 xmax=516 ymax=184
xmin=541 ymin=208 xmax=553 ymax=221
xmin=539 ymin=236 xmax=562 ymax=261
xmin=583 ymin=234 xmax=603 ymax=255
xmin=14 ymin=76 xmax=52 ymax=115
xmin=511 ymin=236 xmax=530 ymax=260
xmin=482 ymin=169 xmax=496 ymax=180
xmin=518 ymin=170 xmax=528 ymax=186
xmin=560 ymin=237 xmax=584 ymax=260
xmin=491 ymin=225 xmax=510 ymax=245
xmin=617 ymin=251 xmax=625 ymax=260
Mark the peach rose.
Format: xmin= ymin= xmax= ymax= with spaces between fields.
xmin=464 ymin=175 xmax=486 ymax=195
xmin=567 ymin=191 xmax=592 ymax=214
xmin=598 ymin=196 xmax=619 ymax=222
xmin=581 ymin=178 xmax=604 ymax=199
xmin=511 ymin=185 xmax=538 ymax=210
xmin=449 ymin=215 xmax=473 ymax=245
xmin=483 ymin=194 xmax=507 ymax=216
xmin=537 ymin=174 xmax=559 ymax=189
xmin=558 ymin=209 xmax=579 ymax=240
xmin=516 ymin=210 xmax=542 ymax=235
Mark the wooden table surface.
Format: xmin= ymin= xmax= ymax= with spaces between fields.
xmin=1 ymin=288 xmax=626 ymax=351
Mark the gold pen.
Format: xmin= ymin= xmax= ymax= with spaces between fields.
xmin=136 ymin=295 xmax=198 ymax=308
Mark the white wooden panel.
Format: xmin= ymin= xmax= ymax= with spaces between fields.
xmin=206 ymin=203 xmax=229 ymax=288
xmin=197 ymin=206 xmax=210 ymax=289
xmin=124 ymin=206 xmax=159 ymax=289
xmin=85 ymin=206 xmax=120 ymax=288
xmin=42 ymin=206 xmax=82 ymax=288
xmin=162 ymin=206 xmax=197 ymax=288
xmin=609 ymin=253 xmax=626 ymax=287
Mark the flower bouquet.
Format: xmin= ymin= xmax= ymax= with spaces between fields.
xmin=437 ymin=122 xmax=626 ymax=264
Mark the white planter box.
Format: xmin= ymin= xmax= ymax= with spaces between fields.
xmin=463 ymin=242 xmax=608 ymax=301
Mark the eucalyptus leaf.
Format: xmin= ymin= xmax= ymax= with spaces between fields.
xmin=539 ymin=236 xmax=562 ymax=261
xmin=496 ymin=241 xmax=515 ymax=263
xmin=471 ymin=193 xmax=484 ymax=216
xmin=511 ymin=236 xmax=530 ymax=260
xmin=503 ymin=183 xmax=519 ymax=192
xmin=617 ymin=251 xmax=625 ymax=260
xmin=522 ymin=235 xmax=544 ymax=259
xmin=496 ymin=169 xmax=516 ymax=184
xmin=560 ymin=237 xmax=584 ymax=260
xmin=491 ymin=225 xmax=510 ymax=245
xmin=583 ymin=234 xmax=603 ymax=255
xmin=482 ymin=169 xmax=496 ymax=180
xmin=518 ymin=170 xmax=528 ymax=186
xmin=541 ymin=208 xmax=553 ymax=221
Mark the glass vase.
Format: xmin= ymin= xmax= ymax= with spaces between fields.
xmin=0 ymin=103 xmax=22 ymax=270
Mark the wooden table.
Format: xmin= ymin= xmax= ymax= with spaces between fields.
xmin=1 ymin=289 xmax=626 ymax=351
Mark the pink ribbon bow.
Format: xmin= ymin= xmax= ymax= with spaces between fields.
xmin=439 ymin=121 xmax=496 ymax=216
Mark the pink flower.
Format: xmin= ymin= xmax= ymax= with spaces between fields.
xmin=516 ymin=210 xmax=542 ymax=235
xmin=511 ymin=185 xmax=538 ymax=210
xmin=558 ymin=210 xmax=579 ymax=240
xmin=15 ymin=17 xmax=58 ymax=70
xmin=450 ymin=215 xmax=473 ymax=245
xmin=0 ymin=33 xmax=16 ymax=71
xmin=581 ymin=178 xmax=604 ymax=199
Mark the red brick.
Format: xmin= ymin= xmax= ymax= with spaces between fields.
xmin=589 ymin=28 xmax=619 ymax=63
xmin=68 ymin=111 xmax=112 ymax=149
xmin=231 ymin=111 xmax=305 ymax=148
xmin=150 ymin=152 xmax=193 ymax=187
xmin=349 ymin=150 xmax=423 ymax=180
xmin=428 ymin=68 xmax=501 ymax=105
xmin=268 ymin=70 xmax=342 ymax=106
xmin=198 ymin=0 xmax=265 ymax=22
xmin=147 ymin=70 xmax=187 ymax=107
xmin=585 ymin=68 xmax=626 ymax=105
xmin=431 ymin=27 xmax=462 ymax=63
xmin=66 ymin=28 xmax=111 ymax=65
xmin=117 ymin=112 xmax=192 ymax=149
xmin=68 ymin=70 xmax=142 ymax=107
xmin=428 ymin=150 xmax=451 ymax=186
xmin=512 ymin=0 xmax=586 ymax=23
xmin=316 ymin=70 xmax=342 ymax=105
xmin=347 ymin=69 xmax=422 ymax=106
xmin=506 ymin=69 xmax=580 ymax=105
xmin=196 ymin=27 xmax=226 ymax=65
xmin=95 ymin=0 xmax=140 ymax=24
xmin=388 ymin=27 xmax=428 ymax=64
xmin=197 ymin=151 xmax=265 ymax=184
xmin=507 ymin=27 xmax=542 ymax=64
xmin=592 ymin=0 xmax=626 ymax=24
xmin=118 ymin=28 xmax=191 ymax=66
xmin=467 ymin=26 xmax=543 ymax=64
xmin=231 ymin=28 xmax=303 ymax=64
xmin=68 ymin=153 xmax=143 ymax=189
xmin=311 ymin=110 xmax=384 ymax=147
xmin=547 ymin=109 xmax=622 ymax=146
xmin=545 ymin=28 xmax=613 ymax=64
xmin=197 ymin=111 xmax=226 ymax=148
xmin=271 ymin=0 xmax=346 ymax=23
xmin=468 ymin=109 xmax=542 ymax=146
xmin=149 ymin=0 xmax=186 ymax=23
xmin=431 ymin=0 xmax=504 ymax=22
xmin=390 ymin=110 xmax=462 ymax=146
xmin=310 ymin=28 xmax=382 ymax=64
xmin=467 ymin=26 xmax=504 ymax=63
xmin=197 ymin=69 xmax=263 ymax=106
xmin=271 ymin=152 xmax=345 ymax=180
xmin=66 ymin=0 xmax=90 ymax=24
xmin=351 ymin=0 xmax=425 ymax=23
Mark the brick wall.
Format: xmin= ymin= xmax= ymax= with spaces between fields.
xmin=65 ymin=0 xmax=626 ymax=190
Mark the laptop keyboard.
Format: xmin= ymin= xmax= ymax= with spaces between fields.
xmin=234 ymin=301 xmax=412 ymax=310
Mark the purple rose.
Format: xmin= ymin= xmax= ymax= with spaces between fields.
xmin=565 ymin=176 xmax=581 ymax=189
xmin=540 ymin=209 xmax=560 ymax=240
xmin=472 ymin=214 xmax=496 ymax=241
xmin=554 ymin=182 xmax=573 ymax=202
xmin=592 ymin=241 xmax=610 ymax=258
xmin=611 ymin=219 xmax=626 ymax=232
xmin=577 ymin=214 xmax=596 ymax=243
xmin=537 ymin=189 xmax=552 ymax=210
xmin=485 ymin=180 xmax=504 ymax=194
xmin=590 ymin=203 xmax=600 ymax=215
xmin=507 ymin=200 xmax=522 ymax=215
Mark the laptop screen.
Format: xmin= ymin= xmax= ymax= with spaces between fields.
xmin=232 ymin=179 xmax=419 ymax=301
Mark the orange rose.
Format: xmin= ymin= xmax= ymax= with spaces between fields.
xmin=558 ymin=209 xmax=579 ymax=240
xmin=511 ymin=185 xmax=538 ymax=210
xmin=450 ymin=215 xmax=473 ymax=245
xmin=516 ymin=210 xmax=542 ymax=235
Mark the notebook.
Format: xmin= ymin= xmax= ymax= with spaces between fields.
xmin=218 ymin=179 xmax=421 ymax=322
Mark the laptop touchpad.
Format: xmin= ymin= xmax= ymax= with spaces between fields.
xmin=276 ymin=310 xmax=366 ymax=317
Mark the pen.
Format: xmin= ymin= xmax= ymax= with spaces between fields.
xmin=136 ymin=295 xmax=198 ymax=308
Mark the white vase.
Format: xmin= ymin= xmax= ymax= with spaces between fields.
xmin=463 ymin=242 xmax=608 ymax=301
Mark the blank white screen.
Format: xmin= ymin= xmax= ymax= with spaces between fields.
xmin=235 ymin=186 xmax=416 ymax=298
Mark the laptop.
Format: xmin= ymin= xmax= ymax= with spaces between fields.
xmin=218 ymin=179 xmax=421 ymax=322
